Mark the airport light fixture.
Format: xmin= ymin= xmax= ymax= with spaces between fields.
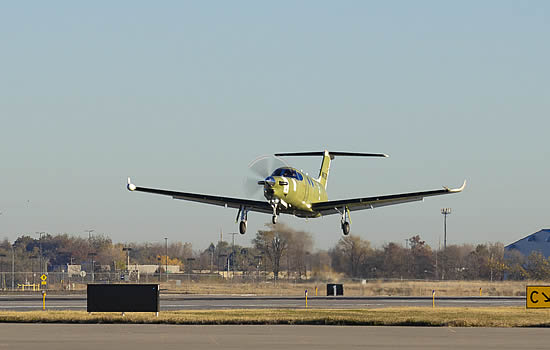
xmin=441 ymin=208 xmax=452 ymax=250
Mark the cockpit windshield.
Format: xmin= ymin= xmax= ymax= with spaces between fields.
xmin=271 ymin=168 xmax=303 ymax=180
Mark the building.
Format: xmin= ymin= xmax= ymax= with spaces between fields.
xmin=505 ymin=229 xmax=550 ymax=259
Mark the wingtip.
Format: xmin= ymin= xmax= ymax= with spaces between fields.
xmin=127 ymin=177 xmax=136 ymax=191
xmin=449 ymin=180 xmax=466 ymax=193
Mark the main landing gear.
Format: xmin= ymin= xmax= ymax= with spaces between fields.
xmin=237 ymin=206 xmax=249 ymax=235
xmin=339 ymin=206 xmax=351 ymax=236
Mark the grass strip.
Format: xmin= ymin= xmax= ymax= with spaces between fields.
xmin=1 ymin=307 xmax=550 ymax=327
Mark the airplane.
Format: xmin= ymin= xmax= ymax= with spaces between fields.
xmin=127 ymin=150 xmax=465 ymax=235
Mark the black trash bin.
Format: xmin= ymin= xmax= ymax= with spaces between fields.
xmin=326 ymin=283 xmax=344 ymax=296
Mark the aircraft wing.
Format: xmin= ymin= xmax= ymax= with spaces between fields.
xmin=311 ymin=181 xmax=466 ymax=216
xmin=127 ymin=178 xmax=273 ymax=214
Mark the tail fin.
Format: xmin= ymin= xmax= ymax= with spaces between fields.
xmin=318 ymin=150 xmax=332 ymax=189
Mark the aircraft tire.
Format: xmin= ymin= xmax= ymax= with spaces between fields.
xmin=239 ymin=221 xmax=247 ymax=235
xmin=342 ymin=222 xmax=350 ymax=235
xmin=272 ymin=215 xmax=278 ymax=224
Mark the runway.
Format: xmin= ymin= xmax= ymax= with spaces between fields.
xmin=0 ymin=294 xmax=525 ymax=311
xmin=0 ymin=323 xmax=548 ymax=350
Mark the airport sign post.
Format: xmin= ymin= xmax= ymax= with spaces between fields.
xmin=526 ymin=286 xmax=550 ymax=308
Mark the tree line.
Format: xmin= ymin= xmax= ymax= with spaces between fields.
xmin=0 ymin=226 xmax=546 ymax=281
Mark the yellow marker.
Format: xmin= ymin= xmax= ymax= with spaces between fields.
xmin=479 ymin=287 xmax=482 ymax=296
xmin=42 ymin=291 xmax=46 ymax=311
xmin=315 ymin=286 xmax=318 ymax=296
xmin=432 ymin=290 xmax=435 ymax=308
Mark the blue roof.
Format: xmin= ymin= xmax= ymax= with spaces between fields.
xmin=505 ymin=229 xmax=550 ymax=259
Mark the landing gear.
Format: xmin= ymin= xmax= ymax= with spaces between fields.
xmin=239 ymin=220 xmax=247 ymax=235
xmin=339 ymin=206 xmax=351 ymax=235
xmin=237 ymin=206 xmax=249 ymax=235
xmin=270 ymin=201 xmax=279 ymax=225
xmin=341 ymin=221 xmax=350 ymax=235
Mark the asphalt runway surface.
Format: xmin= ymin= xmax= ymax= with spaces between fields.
xmin=0 ymin=294 xmax=525 ymax=311
xmin=0 ymin=323 xmax=548 ymax=350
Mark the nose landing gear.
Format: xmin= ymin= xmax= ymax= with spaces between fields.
xmin=270 ymin=201 xmax=280 ymax=225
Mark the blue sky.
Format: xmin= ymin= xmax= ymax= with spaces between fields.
xmin=1 ymin=1 xmax=548 ymax=250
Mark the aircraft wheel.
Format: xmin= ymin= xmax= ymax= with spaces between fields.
xmin=272 ymin=215 xmax=278 ymax=224
xmin=239 ymin=221 xmax=247 ymax=235
xmin=342 ymin=222 xmax=350 ymax=236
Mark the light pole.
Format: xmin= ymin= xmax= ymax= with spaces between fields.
xmin=0 ymin=253 xmax=5 ymax=290
xmin=229 ymin=233 xmax=238 ymax=279
xmin=441 ymin=208 xmax=452 ymax=250
xmin=254 ymin=255 xmax=262 ymax=282
xmin=186 ymin=258 xmax=195 ymax=283
xmin=11 ymin=243 xmax=15 ymax=290
xmin=157 ymin=257 xmax=161 ymax=282
xmin=164 ymin=237 xmax=168 ymax=282
xmin=36 ymin=232 xmax=45 ymax=274
xmin=88 ymin=252 xmax=97 ymax=283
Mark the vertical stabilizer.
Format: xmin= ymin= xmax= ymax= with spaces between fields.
xmin=317 ymin=150 xmax=332 ymax=189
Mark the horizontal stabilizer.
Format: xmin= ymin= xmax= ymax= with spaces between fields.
xmin=275 ymin=151 xmax=388 ymax=158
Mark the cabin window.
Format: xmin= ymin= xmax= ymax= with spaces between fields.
xmin=528 ymin=235 xmax=536 ymax=242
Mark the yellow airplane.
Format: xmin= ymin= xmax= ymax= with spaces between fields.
xmin=127 ymin=150 xmax=465 ymax=235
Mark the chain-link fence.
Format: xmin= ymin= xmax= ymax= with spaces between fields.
xmin=0 ymin=270 xmax=278 ymax=291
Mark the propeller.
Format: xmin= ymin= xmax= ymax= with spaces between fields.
xmin=243 ymin=155 xmax=289 ymax=198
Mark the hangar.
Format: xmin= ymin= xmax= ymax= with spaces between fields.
xmin=505 ymin=229 xmax=550 ymax=259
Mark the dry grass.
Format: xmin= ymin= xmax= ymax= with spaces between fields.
xmin=0 ymin=307 xmax=548 ymax=327
xmin=158 ymin=280 xmax=528 ymax=297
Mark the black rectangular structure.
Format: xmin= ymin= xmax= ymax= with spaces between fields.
xmin=326 ymin=283 xmax=344 ymax=296
xmin=87 ymin=284 xmax=159 ymax=313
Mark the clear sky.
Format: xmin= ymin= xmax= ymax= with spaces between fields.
xmin=1 ymin=1 xmax=549 ymax=251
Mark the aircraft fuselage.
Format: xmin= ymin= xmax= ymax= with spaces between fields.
xmin=262 ymin=167 xmax=328 ymax=217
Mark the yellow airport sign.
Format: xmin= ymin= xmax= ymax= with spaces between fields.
xmin=40 ymin=274 xmax=47 ymax=281
xmin=526 ymin=286 xmax=550 ymax=308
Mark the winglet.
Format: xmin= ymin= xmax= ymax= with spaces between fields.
xmin=445 ymin=180 xmax=466 ymax=193
xmin=127 ymin=177 xmax=136 ymax=191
